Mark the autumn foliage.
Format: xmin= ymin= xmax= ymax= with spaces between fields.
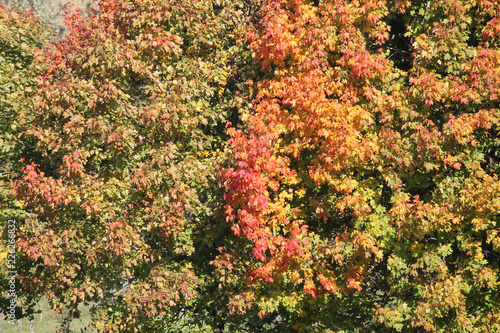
xmin=2 ymin=0 xmax=500 ymax=332
xmin=223 ymin=0 xmax=500 ymax=330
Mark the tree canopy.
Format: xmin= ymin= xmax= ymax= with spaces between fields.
xmin=1 ymin=0 xmax=500 ymax=332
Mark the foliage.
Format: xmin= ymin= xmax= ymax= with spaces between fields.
xmin=222 ymin=0 xmax=500 ymax=331
xmin=0 ymin=3 xmax=51 ymax=320
xmin=7 ymin=0 xmax=257 ymax=331
xmin=1 ymin=0 xmax=97 ymax=39
xmin=3 ymin=0 xmax=500 ymax=332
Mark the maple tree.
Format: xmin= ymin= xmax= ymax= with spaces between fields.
xmin=0 ymin=3 xmax=51 ymax=230
xmin=221 ymin=0 xmax=500 ymax=331
xmin=0 ymin=4 xmax=51 ymax=321
xmin=5 ymin=0 xmax=258 ymax=331
xmin=3 ymin=0 xmax=500 ymax=332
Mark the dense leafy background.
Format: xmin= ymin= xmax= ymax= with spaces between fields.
xmin=0 ymin=4 xmax=51 ymax=323
xmin=1 ymin=0 xmax=500 ymax=332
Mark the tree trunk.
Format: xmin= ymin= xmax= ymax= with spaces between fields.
xmin=29 ymin=315 xmax=35 ymax=333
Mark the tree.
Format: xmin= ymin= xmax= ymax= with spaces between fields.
xmin=10 ymin=0 xmax=258 ymax=331
xmin=0 ymin=3 xmax=51 ymax=321
xmin=222 ymin=0 xmax=500 ymax=331
xmin=6 ymin=0 xmax=500 ymax=331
